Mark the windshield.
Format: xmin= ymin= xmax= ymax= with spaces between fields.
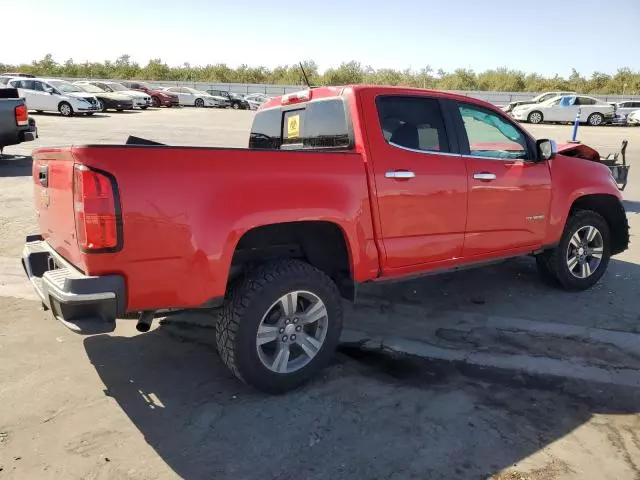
xmin=49 ymin=81 xmax=84 ymax=93
xmin=106 ymin=83 xmax=127 ymax=91
xmin=77 ymin=83 xmax=103 ymax=93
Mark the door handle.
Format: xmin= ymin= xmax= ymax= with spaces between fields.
xmin=385 ymin=170 xmax=416 ymax=179
xmin=473 ymin=172 xmax=496 ymax=181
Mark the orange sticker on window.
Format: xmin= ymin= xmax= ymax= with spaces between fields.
xmin=287 ymin=114 xmax=300 ymax=138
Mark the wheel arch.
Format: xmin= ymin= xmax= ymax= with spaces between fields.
xmin=230 ymin=220 xmax=356 ymax=300
xmin=569 ymin=194 xmax=629 ymax=255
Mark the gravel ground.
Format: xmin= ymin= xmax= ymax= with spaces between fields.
xmin=1 ymin=108 xmax=639 ymax=479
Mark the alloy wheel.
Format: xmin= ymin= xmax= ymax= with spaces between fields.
xmin=256 ymin=290 xmax=328 ymax=374
xmin=566 ymin=225 xmax=604 ymax=278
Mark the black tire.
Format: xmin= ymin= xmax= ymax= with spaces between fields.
xmin=587 ymin=112 xmax=604 ymax=126
xmin=85 ymin=112 xmax=94 ymax=116
xmin=536 ymin=210 xmax=611 ymax=291
xmin=216 ymin=259 xmax=343 ymax=394
xmin=140 ymin=105 xmax=148 ymax=110
xmin=151 ymin=96 xmax=161 ymax=108
xmin=58 ymin=102 xmax=74 ymax=117
xmin=116 ymin=108 xmax=124 ymax=112
xmin=194 ymin=98 xmax=205 ymax=108
xmin=528 ymin=110 xmax=543 ymax=124
xmin=232 ymin=102 xmax=240 ymax=110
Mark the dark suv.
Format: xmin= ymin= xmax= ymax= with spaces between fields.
xmin=206 ymin=90 xmax=249 ymax=110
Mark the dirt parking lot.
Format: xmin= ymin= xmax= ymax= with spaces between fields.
xmin=1 ymin=108 xmax=640 ymax=480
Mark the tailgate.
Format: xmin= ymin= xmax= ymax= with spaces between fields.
xmin=32 ymin=148 xmax=84 ymax=269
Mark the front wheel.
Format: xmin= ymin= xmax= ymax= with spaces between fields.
xmin=194 ymin=98 xmax=205 ymax=108
xmin=588 ymin=112 xmax=604 ymax=126
xmin=536 ymin=210 xmax=610 ymax=291
xmin=528 ymin=111 xmax=543 ymax=124
xmin=151 ymin=96 xmax=161 ymax=108
xmin=58 ymin=102 xmax=74 ymax=117
xmin=216 ymin=259 xmax=343 ymax=394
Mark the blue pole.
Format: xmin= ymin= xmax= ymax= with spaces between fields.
xmin=570 ymin=107 xmax=581 ymax=142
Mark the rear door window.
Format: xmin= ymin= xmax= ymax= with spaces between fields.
xmin=250 ymin=98 xmax=352 ymax=150
xmin=376 ymin=95 xmax=449 ymax=153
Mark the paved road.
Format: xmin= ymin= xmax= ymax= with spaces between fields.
xmin=1 ymin=108 xmax=639 ymax=479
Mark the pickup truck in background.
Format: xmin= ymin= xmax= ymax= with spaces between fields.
xmin=0 ymin=88 xmax=37 ymax=154
xmin=22 ymin=85 xmax=629 ymax=393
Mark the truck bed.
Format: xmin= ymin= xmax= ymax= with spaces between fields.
xmin=32 ymin=143 xmax=376 ymax=312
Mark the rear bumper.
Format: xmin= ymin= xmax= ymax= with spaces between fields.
xmin=22 ymin=236 xmax=126 ymax=334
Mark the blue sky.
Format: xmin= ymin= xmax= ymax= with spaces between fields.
xmin=3 ymin=0 xmax=639 ymax=76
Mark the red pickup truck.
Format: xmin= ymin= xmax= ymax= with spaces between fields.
xmin=22 ymin=86 xmax=629 ymax=393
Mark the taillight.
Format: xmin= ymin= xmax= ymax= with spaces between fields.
xmin=281 ymin=89 xmax=312 ymax=105
xmin=73 ymin=164 xmax=121 ymax=251
xmin=15 ymin=105 xmax=28 ymax=126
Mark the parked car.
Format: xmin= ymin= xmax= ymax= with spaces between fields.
xmin=1 ymin=72 xmax=35 ymax=79
xmin=610 ymin=101 xmax=640 ymax=118
xmin=1 ymin=74 xmax=36 ymax=86
xmin=628 ymin=110 xmax=640 ymax=125
xmin=22 ymin=85 xmax=629 ymax=393
xmin=75 ymin=81 xmax=151 ymax=109
xmin=74 ymin=82 xmax=134 ymax=112
xmin=162 ymin=87 xmax=225 ymax=107
xmin=511 ymin=95 xmax=615 ymax=126
xmin=244 ymin=93 xmax=270 ymax=110
xmin=502 ymin=91 xmax=576 ymax=113
xmin=119 ymin=81 xmax=179 ymax=108
xmin=0 ymin=88 xmax=36 ymax=153
xmin=206 ymin=89 xmax=248 ymax=109
xmin=7 ymin=78 xmax=101 ymax=116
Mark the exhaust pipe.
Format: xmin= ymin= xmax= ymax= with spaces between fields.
xmin=136 ymin=310 xmax=155 ymax=333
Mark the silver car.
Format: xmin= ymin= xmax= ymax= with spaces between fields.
xmin=243 ymin=93 xmax=271 ymax=110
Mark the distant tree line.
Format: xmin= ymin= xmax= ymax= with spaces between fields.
xmin=2 ymin=54 xmax=639 ymax=94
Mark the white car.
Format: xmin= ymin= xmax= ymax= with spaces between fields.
xmin=161 ymin=87 xmax=224 ymax=107
xmin=511 ymin=95 xmax=615 ymax=126
xmin=501 ymin=91 xmax=576 ymax=113
xmin=610 ymin=101 xmax=640 ymax=118
xmin=6 ymin=77 xmax=101 ymax=116
xmin=75 ymin=81 xmax=151 ymax=109
xmin=244 ymin=93 xmax=271 ymax=110
xmin=627 ymin=110 xmax=640 ymax=125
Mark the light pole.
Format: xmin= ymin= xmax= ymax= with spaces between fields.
xmin=623 ymin=82 xmax=627 ymax=97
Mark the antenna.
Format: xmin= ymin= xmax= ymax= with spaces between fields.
xmin=299 ymin=62 xmax=312 ymax=88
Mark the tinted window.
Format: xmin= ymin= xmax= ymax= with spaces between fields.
xmin=250 ymin=99 xmax=351 ymax=150
xmin=249 ymin=108 xmax=282 ymax=149
xmin=458 ymin=103 xmax=528 ymax=160
xmin=575 ymin=97 xmax=596 ymax=106
xmin=19 ymin=80 xmax=36 ymax=90
xmin=376 ymin=96 xmax=448 ymax=153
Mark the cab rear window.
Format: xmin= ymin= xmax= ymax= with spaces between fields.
xmin=249 ymin=98 xmax=352 ymax=150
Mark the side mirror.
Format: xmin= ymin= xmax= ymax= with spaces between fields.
xmin=44 ymin=87 xmax=55 ymax=94
xmin=537 ymin=139 xmax=557 ymax=161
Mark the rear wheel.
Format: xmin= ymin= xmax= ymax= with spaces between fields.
xmin=587 ymin=112 xmax=604 ymax=126
xmin=536 ymin=210 xmax=610 ymax=291
xmin=194 ymin=98 xmax=205 ymax=108
xmin=58 ymin=102 xmax=74 ymax=117
xmin=216 ymin=259 xmax=343 ymax=394
xmin=528 ymin=111 xmax=543 ymax=124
